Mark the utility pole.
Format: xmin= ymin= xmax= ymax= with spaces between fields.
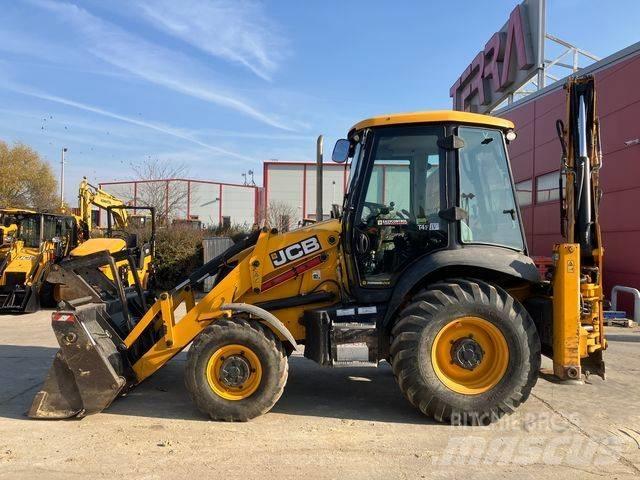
xmin=60 ymin=147 xmax=68 ymax=210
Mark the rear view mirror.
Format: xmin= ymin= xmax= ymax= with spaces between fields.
xmin=332 ymin=139 xmax=350 ymax=163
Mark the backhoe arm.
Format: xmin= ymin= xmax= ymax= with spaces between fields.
xmin=552 ymin=75 xmax=605 ymax=380
xmin=78 ymin=178 xmax=129 ymax=231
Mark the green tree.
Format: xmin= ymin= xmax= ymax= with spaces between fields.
xmin=0 ymin=140 xmax=60 ymax=211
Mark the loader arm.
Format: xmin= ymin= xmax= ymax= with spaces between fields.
xmin=29 ymin=224 xmax=340 ymax=418
xmin=126 ymin=227 xmax=307 ymax=381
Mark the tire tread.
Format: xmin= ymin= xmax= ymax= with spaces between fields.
xmin=185 ymin=317 xmax=288 ymax=422
xmin=390 ymin=278 xmax=541 ymax=425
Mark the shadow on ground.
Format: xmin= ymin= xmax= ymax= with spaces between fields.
xmin=0 ymin=345 xmax=429 ymax=425
xmin=606 ymin=333 xmax=640 ymax=343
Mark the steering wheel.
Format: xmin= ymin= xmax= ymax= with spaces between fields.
xmin=361 ymin=201 xmax=393 ymax=228
xmin=362 ymin=201 xmax=388 ymax=218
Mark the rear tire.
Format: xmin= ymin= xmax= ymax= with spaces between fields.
xmin=390 ymin=278 xmax=540 ymax=425
xmin=185 ymin=317 xmax=288 ymax=421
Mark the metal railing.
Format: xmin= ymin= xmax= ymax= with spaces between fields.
xmin=610 ymin=285 xmax=640 ymax=324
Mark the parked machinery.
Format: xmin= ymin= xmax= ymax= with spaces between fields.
xmin=0 ymin=180 xmax=156 ymax=313
xmin=71 ymin=178 xmax=156 ymax=289
xmin=0 ymin=208 xmax=80 ymax=312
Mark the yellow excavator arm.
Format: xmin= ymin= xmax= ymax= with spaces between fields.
xmin=78 ymin=178 xmax=129 ymax=231
xmin=552 ymin=74 xmax=606 ymax=380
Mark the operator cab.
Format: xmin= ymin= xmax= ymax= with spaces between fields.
xmin=332 ymin=111 xmax=529 ymax=300
xmin=1 ymin=211 xmax=78 ymax=253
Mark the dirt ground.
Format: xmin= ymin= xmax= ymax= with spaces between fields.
xmin=1 ymin=310 xmax=639 ymax=480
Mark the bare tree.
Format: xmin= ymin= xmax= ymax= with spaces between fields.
xmin=129 ymin=157 xmax=190 ymax=224
xmin=262 ymin=200 xmax=298 ymax=232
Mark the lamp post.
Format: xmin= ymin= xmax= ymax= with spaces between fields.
xmin=60 ymin=147 xmax=68 ymax=210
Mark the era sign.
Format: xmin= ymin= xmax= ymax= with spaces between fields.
xmin=450 ymin=0 xmax=544 ymax=113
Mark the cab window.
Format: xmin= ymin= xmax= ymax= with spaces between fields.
xmin=17 ymin=215 xmax=40 ymax=248
xmin=355 ymin=126 xmax=446 ymax=286
xmin=458 ymin=127 xmax=523 ymax=250
xmin=43 ymin=216 xmax=58 ymax=240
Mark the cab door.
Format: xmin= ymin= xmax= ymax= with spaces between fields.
xmin=344 ymin=125 xmax=448 ymax=296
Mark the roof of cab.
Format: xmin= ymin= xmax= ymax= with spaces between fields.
xmin=0 ymin=208 xmax=76 ymax=219
xmin=0 ymin=208 xmax=37 ymax=214
xmin=350 ymin=110 xmax=514 ymax=133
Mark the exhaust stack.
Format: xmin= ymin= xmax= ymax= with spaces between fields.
xmin=316 ymin=135 xmax=323 ymax=222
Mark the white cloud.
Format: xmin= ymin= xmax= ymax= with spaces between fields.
xmin=3 ymin=81 xmax=257 ymax=162
xmin=26 ymin=0 xmax=293 ymax=131
xmin=137 ymin=0 xmax=286 ymax=81
xmin=193 ymin=128 xmax=314 ymax=141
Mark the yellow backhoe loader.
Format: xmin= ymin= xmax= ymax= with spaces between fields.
xmin=29 ymin=75 xmax=605 ymax=425
xmin=0 ymin=208 xmax=81 ymax=313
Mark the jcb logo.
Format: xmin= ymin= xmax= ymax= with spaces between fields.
xmin=270 ymin=236 xmax=321 ymax=268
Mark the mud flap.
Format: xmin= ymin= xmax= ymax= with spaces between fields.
xmin=28 ymin=306 xmax=127 ymax=419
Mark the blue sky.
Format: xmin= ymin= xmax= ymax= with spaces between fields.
xmin=1 ymin=0 xmax=639 ymax=203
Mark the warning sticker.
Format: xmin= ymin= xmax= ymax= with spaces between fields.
xmin=376 ymin=219 xmax=408 ymax=226
xmin=567 ymin=259 xmax=575 ymax=273
xmin=418 ymin=222 xmax=440 ymax=231
xmin=357 ymin=306 xmax=377 ymax=315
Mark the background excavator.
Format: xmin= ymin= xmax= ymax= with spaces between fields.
xmin=70 ymin=178 xmax=156 ymax=290
xmin=0 ymin=180 xmax=155 ymax=313
xmin=29 ymin=75 xmax=605 ymax=425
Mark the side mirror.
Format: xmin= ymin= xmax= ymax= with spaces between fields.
xmin=51 ymin=237 xmax=65 ymax=259
xmin=331 ymin=139 xmax=350 ymax=163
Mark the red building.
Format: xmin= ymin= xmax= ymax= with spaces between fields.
xmin=498 ymin=42 xmax=640 ymax=304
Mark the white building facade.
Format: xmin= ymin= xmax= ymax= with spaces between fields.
xmin=99 ymin=179 xmax=261 ymax=228
xmin=263 ymin=161 xmax=349 ymax=224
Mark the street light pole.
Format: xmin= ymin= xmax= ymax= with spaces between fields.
xmin=60 ymin=147 xmax=67 ymax=210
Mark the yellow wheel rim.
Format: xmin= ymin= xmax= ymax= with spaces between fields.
xmin=431 ymin=316 xmax=509 ymax=395
xmin=206 ymin=344 xmax=263 ymax=401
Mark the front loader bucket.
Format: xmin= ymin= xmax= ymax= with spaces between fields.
xmin=0 ymin=284 xmax=38 ymax=314
xmin=28 ymin=305 xmax=127 ymax=419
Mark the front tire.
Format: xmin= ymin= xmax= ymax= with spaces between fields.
xmin=390 ymin=279 xmax=540 ymax=425
xmin=185 ymin=317 xmax=288 ymax=421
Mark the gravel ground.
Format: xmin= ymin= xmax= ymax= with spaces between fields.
xmin=1 ymin=310 xmax=639 ymax=479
